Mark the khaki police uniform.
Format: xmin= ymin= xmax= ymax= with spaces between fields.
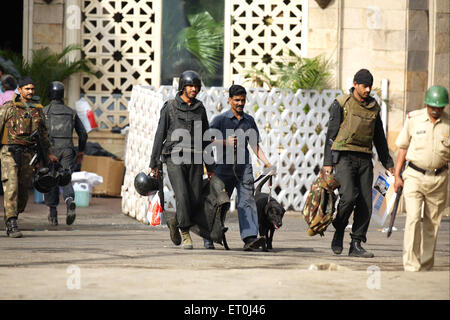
xmin=395 ymin=108 xmax=449 ymax=271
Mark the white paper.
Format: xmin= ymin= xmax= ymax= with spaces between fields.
xmin=371 ymin=161 xmax=396 ymax=226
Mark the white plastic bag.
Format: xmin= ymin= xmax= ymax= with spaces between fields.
xmin=147 ymin=191 xmax=162 ymax=226
xmin=71 ymin=171 xmax=103 ymax=187
xmin=75 ymin=97 xmax=98 ymax=133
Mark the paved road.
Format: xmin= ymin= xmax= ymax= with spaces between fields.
xmin=0 ymin=193 xmax=448 ymax=301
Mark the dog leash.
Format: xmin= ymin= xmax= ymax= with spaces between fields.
xmin=267 ymin=175 xmax=273 ymax=205
xmin=231 ymin=134 xmax=276 ymax=187
xmin=232 ymin=135 xmax=241 ymax=183
xmin=253 ymin=165 xmax=276 ymax=184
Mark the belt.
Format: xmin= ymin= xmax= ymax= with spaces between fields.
xmin=409 ymin=162 xmax=448 ymax=175
xmin=6 ymin=144 xmax=34 ymax=153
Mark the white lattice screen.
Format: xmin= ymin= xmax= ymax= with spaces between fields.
xmin=121 ymin=85 xmax=365 ymax=223
xmin=80 ymin=0 xmax=309 ymax=129
xmin=80 ymin=0 xmax=161 ymax=130
xmin=224 ymin=0 xmax=308 ymax=85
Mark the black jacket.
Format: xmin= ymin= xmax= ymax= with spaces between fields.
xmin=149 ymin=93 xmax=214 ymax=171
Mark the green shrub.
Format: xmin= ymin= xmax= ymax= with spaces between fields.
xmin=173 ymin=11 xmax=224 ymax=75
xmin=244 ymin=51 xmax=333 ymax=92
xmin=0 ymin=44 xmax=95 ymax=105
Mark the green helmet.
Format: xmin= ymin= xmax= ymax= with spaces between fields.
xmin=424 ymin=85 xmax=449 ymax=108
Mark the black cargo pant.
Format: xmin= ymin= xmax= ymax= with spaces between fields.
xmin=166 ymin=156 xmax=203 ymax=230
xmin=44 ymin=147 xmax=76 ymax=208
xmin=332 ymin=151 xmax=373 ymax=243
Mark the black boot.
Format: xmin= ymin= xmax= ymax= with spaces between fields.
xmin=166 ymin=217 xmax=181 ymax=246
xmin=48 ymin=207 xmax=58 ymax=226
xmin=243 ymin=236 xmax=266 ymax=251
xmin=349 ymin=239 xmax=374 ymax=258
xmin=65 ymin=197 xmax=76 ymax=225
xmin=6 ymin=217 xmax=23 ymax=238
xmin=331 ymin=230 xmax=344 ymax=254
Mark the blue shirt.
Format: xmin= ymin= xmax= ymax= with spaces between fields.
xmin=210 ymin=109 xmax=261 ymax=176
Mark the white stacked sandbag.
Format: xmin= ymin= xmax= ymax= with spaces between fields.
xmin=121 ymin=85 xmax=177 ymax=223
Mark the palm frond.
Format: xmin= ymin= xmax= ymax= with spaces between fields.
xmin=173 ymin=11 xmax=223 ymax=75
xmin=273 ymin=53 xmax=333 ymax=92
xmin=0 ymin=45 xmax=96 ymax=105
xmin=243 ymin=67 xmax=276 ymax=89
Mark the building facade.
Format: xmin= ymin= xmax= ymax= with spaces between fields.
xmin=19 ymin=0 xmax=450 ymax=157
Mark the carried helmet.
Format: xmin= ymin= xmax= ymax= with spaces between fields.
xmin=134 ymin=172 xmax=159 ymax=196
xmin=53 ymin=162 xmax=72 ymax=186
xmin=33 ymin=175 xmax=51 ymax=193
xmin=424 ymin=85 xmax=449 ymax=108
xmin=48 ymin=81 xmax=65 ymax=101
xmin=178 ymin=70 xmax=201 ymax=92
xmin=33 ymin=167 xmax=58 ymax=193
xmin=57 ymin=168 xmax=72 ymax=186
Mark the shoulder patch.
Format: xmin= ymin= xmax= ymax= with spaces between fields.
xmin=2 ymin=101 xmax=14 ymax=108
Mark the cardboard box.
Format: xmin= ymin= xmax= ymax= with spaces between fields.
xmin=81 ymin=155 xmax=125 ymax=197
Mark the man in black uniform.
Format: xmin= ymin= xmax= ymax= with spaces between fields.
xmin=149 ymin=70 xmax=215 ymax=249
xmin=43 ymin=81 xmax=88 ymax=226
xmin=323 ymin=69 xmax=394 ymax=258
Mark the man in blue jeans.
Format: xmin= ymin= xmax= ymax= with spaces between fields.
xmin=204 ymin=84 xmax=272 ymax=250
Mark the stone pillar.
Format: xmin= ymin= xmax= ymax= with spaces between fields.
xmin=430 ymin=0 xmax=450 ymax=214
xmin=23 ymin=0 xmax=34 ymax=62
xmin=64 ymin=0 xmax=82 ymax=109
xmin=307 ymin=0 xmax=341 ymax=89
xmin=33 ymin=0 xmax=64 ymax=52
xmin=430 ymin=0 xmax=450 ymax=97
xmin=404 ymin=0 xmax=429 ymax=113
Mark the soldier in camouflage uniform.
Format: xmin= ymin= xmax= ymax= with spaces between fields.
xmin=0 ymin=77 xmax=57 ymax=238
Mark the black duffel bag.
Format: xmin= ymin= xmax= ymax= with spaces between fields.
xmin=190 ymin=175 xmax=230 ymax=250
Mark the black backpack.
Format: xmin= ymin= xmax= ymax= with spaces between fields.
xmin=190 ymin=175 xmax=230 ymax=249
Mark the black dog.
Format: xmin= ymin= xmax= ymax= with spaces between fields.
xmin=254 ymin=175 xmax=286 ymax=251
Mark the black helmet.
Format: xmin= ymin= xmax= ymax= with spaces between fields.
xmin=33 ymin=175 xmax=51 ymax=193
xmin=178 ymin=70 xmax=201 ymax=92
xmin=33 ymin=167 xmax=58 ymax=193
xmin=134 ymin=172 xmax=159 ymax=196
xmin=48 ymin=81 xmax=65 ymax=100
xmin=54 ymin=162 xmax=72 ymax=186
xmin=57 ymin=168 xmax=72 ymax=186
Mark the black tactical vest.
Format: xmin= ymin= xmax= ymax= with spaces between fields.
xmin=43 ymin=101 xmax=75 ymax=149
xmin=162 ymin=96 xmax=206 ymax=156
